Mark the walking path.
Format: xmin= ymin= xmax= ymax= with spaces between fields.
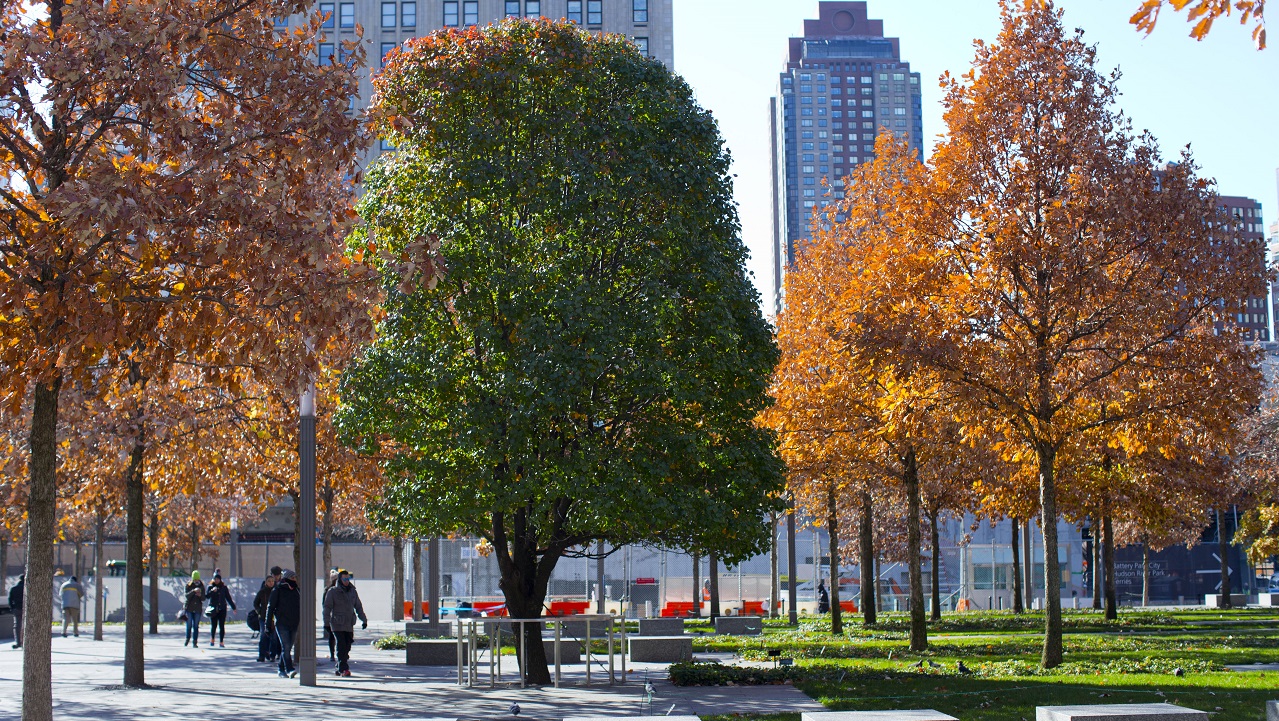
xmin=0 ymin=622 xmax=822 ymax=720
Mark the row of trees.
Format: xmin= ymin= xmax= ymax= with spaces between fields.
xmin=766 ymin=1 xmax=1269 ymax=667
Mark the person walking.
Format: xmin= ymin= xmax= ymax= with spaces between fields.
xmin=184 ymin=570 xmax=206 ymax=647
xmin=253 ymin=573 xmax=280 ymax=662
xmin=205 ymin=573 xmax=236 ymax=648
xmin=59 ymin=575 xmax=84 ymax=637
xmin=322 ymin=570 xmax=367 ymax=677
xmin=8 ymin=574 xmax=23 ymax=649
xmin=267 ymin=569 xmax=301 ymax=678
xmin=321 ymin=569 xmax=339 ymax=664
xmin=817 ymin=579 xmax=830 ymax=615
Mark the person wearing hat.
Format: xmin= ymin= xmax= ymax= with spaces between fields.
xmin=322 ymin=569 xmax=367 ymax=677
xmin=205 ymin=572 xmax=236 ymax=648
xmin=321 ymin=569 xmax=340 ymax=664
xmin=267 ymin=569 xmax=301 ymax=678
xmin=8 ymin=574 xmax=23 ymax=649
xmin=183 ymin=570 xmax=206 ymax=647
xmin=59 ymin=575 xmax=84 ymax=637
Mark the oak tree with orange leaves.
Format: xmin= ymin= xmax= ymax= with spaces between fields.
xmin=1132 ymin=0 xmax=1266 ymax=48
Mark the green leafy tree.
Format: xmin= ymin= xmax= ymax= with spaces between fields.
xmin=338 ymin=19 xmax=784 ymax=684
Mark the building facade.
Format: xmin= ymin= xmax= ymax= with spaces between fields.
xmin=1219 ymin=194 xmax=1269 ymax=341
xmin=281 ymin=0 xmax=673 ymax=164
xmin=769 ymin=1 xmax=922 ymax=315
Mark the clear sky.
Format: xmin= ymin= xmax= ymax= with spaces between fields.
xmin=671 ymin=0 xmax=1279 ymax=315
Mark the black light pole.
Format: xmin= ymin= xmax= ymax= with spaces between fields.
xmin=298 ymin=380 xmax=317 ymax=686
xmin=428 ymin=537 xmax=441 ymax=629
xmin=787 ymin=508 xmax=798 ymax=626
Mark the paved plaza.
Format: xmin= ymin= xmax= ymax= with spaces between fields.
xmin=0 ymin=622 xmax=822 ymax=720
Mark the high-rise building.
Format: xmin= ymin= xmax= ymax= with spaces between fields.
xmin=769 ymin=2 xmax=922 ymax=315
xmin=1219 ymin=194 xmax=1269 ymax=342
xmin=286 ymin=1 xmax=672 ymax=165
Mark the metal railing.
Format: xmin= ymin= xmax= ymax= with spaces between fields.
xmin=455 ymin=614 xmax=626 ymax=689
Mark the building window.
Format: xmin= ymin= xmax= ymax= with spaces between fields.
xmin=802 ymin=165 xmax=814 ymax=173
xmin=634 ymin=37 xmax=648 ymax=56
xmin=505 ymin=0 xmax=520 ymax=17
xmin=567 ymin=0 xmax=582 ymax=22
xmin=894 ymin=107 xmax=906 ymax=115
xmin=443 ymin=0 xmax=458 ymax=25
xmin=339 ymin=2 xmax=354 ymax=27
xmin=402 ymin=1 xmax=416 ymax=26
xmin=318 ymin=42 xmax=334 ymax=65
xmin=587 ymin=0 xmax=602 ymax=25
xmin=381 ymin=2 xmax=396 ymax=27
xmin=320 ymin=2 xmax=335 ymax=28
xmin=464 ymin=0 xmax=478 ymax=24
xmin=526 ymin=0 xmax=540 ymax=17
xmin=633 ymin=0 xmax=647 ymax=23
xmin=380 ymin=42 xmax=397 ymax=67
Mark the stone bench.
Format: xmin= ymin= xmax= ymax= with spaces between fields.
xmin=1204 ymin=594 xmax=1248 ymax=608
xmin=1036 ymin=704 xmax=1208 ymax=721
xmin=557 ymin=619 xmax=612 ymax=638
xmin=406 ymin=638 xmax=582 ymax=666
xmin=1257 ymin=593 xmax=1277 ymax=607
xmin=639 ymin=617 xmax=685 ymax=636
xmin=803 ymin=712 xmax=956 ymax=721
xmin=714 ymin=615 xmax=763 ymax=635
xmin=628 ymin=635 xmax=693 ymax=663
xmin=405 ymin=621 xmax=451 ymax=638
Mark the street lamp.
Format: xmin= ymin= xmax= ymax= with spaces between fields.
xmin=298 ymin=378 xmax=317 ymax=686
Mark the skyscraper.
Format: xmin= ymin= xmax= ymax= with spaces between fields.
xmin=769 ymin=2 xmax=922 ymax=315
xmin=1219 ymin=194 xmax=1269 ymax=342
xmin=286 ymin=1 xmax=672 ymax=165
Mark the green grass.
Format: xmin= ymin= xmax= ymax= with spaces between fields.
xmin=688 ymin=609 xmax=1279 ymax=721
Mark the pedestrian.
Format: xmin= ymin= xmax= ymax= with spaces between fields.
xmin=7 ymin=574 xmax=23 ymax=649
xmin=184 ymin=570 xmax=206 ymax=647
xmin=205 ymin=573 xmax=236 ymax=648
xmin=322 ymin=569 xmax=367 ymax=677
xmin=59 ymin=575 xmax=84 ymax=637
xmin=322 ymin=569 xmax=339 ymax=664
xmin=254 ymin=573 xmax=280 ymax=662
xmin=267 ymin=569 xmax=301 ymax=678
xmin=817 ymin=579 xmax=830 ymax=615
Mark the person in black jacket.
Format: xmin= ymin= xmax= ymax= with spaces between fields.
xmin=254 ymin=573 xmax=280 ymax=662
xmin=205 ymin=573 xmax=236 ymax=648
xmin=266 ymin=569 xmax=301 ymax=678
xmin=7 ymin=575 xmax=23 ymax=649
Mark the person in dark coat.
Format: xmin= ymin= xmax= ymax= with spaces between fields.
xmin=183 ymin=570 xmax=206 ymax=648
xmin=205 ymin=573 xmax=236 ymax=647
xmin=322 ymin=570 xmax=367 ymax=677
xmin=254 ymin=573 xmax=280 ymax=662
xmin=817 ymin=579 xmax=831 ymax=614
xmin=322 ymin=569 xmax=339 ymax=663
xmin=267 ymin=569 xmax=301 ymax=678
xmin=8 ymin=574 xmax=23 ymax=649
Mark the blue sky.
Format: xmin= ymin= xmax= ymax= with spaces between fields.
xmin=671 ymin=0 xmax=1279 ymax=314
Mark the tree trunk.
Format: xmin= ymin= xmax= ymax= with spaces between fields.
xmin=1217 ymin=508 xmax=1232 ymax=609
xmin=904 ymin=450 xmax=926 ymax=651
xmin=708 ymin=551 xmax=720 ymax=620
xmin=1141 ymin=542 xmax=1150 ymax=608
xmin=1037 ymin=442 xmax=1063 ymax=668
xmin=94 ymin=508 xmax=105 ymax=641
xmin=123 ymin=417 xmax=147 ymax=686
xmin=491 ymin=509 xmax=563 ymax=686
xmin=411 ymin=538 xmax=423 ymax=622
xmin=826 ymin=485 xmax=842 ymax=635
xmin=769 ymin=513 xmax=779 ymax=619
xmin=1092 ymin=516 xmax=1103 ymax=610
xmin=1011 ymin=517 xmax=1024 ymax=614
xmin=321 ymin=484 xmax=333 ymax=577
xmin=189 ymin=520 xmax=198 ymax=572
xmin=392 ymin=536 xmax=404 ymax=622
xmin=929 ymin=511 xmax=942 ymax=621
xmin=148 ymin=506 xmax=159 ymax=634
xmin=859 ymin=491 xmax=876 ymax=626
xmin=23 ymin=376 xmax=62 ymax=721
xmin=691 ymin=551 xmax=700 ymax=619
xmin=1103 ymin=511 xmax=1117 ymax=620
xmin=595 ymin=541 xmax=606 ymax=613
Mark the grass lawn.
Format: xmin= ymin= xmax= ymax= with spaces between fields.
xmin=682 ymin=609 xmax=1279 ymax=721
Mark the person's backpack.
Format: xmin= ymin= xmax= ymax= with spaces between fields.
xmin=246 ymin=609 xmax=260 ymax=632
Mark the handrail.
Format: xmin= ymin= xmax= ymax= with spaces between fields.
xmin=454 ymin=614 xmax=625 ymax=689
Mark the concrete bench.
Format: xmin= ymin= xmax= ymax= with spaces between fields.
xmin=1036 ymin=704 xmax=1208 ymax=721
xmin=714 ymin=615 xmax=763 ymax=635
xmin=558 ymin=619 xmax=612 ymax=638
xmin=405 ymin=621 xmax=451 ymax=638
xmin=628 ymin=635 xmax=693 ymax=663
xmin=568 ymin=717 xmax=700 ymax=721
xmin=406 ymin=638 xmax=582 ymax=666
xmin=803 ymin=712 xmax=957 ymax=721
xmin=1257 ymin=593 xmax=1277 ymax=607
xmin=1204 ymin=594 xmax=1248 ymax=608
xmin=639 ymin=618 xmax=685 ymax=636
xmin=1266 ymin=700 xmax=1278 ymax=721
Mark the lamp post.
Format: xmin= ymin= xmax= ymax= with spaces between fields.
xmin=298 ymin=379 xmax=317 ymax=686
xmin=787 ymin=509 xmax=798 ymax=626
